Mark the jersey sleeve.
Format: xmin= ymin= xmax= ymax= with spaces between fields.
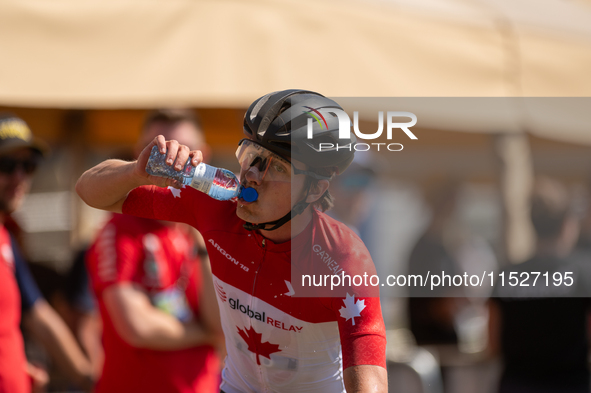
xmin=11 ymin=235 xmax=43 ymax=312
xmin=313 ymin=212 xmax=387 ymax=369
xmin=329 ymin=295 xmax=387 ymax=369
xmin=122 ymin=185 xmax=203 ymax=230
xmin=86 ymin=221 xmax=143 ymax=296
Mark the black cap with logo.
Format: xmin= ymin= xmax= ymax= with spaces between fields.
xmin=0 ymin=113 xmax=49 ymax=156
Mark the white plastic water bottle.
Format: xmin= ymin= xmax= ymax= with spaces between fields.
xmin=145 ymin=146 xmax=258 ymax=202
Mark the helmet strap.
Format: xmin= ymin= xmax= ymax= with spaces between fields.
xmin=243 ymin=181 xmax=312 ymax=232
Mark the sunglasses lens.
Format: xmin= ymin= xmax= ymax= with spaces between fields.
xmin=237 ymin=142 xmax=264 ymax=169
xmin=23 ymin=160 xmax=38 ymax=174
xmin=0 ymin=159 xmax=16 ymax=174
xmin=236 ymin=141 xmax=293 ymax=182
xmin=0 ymin=158 xmax=38 ymax=175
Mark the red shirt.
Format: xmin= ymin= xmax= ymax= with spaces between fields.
xmin=0 ymin=225 xmax=29 ymax=393
xmin=86 ymin=215 xmax=219 ymax=393
xmin=123 ymin=185 xmax=386 ymax=393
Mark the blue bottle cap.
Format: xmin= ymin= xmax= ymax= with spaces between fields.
xmin=240 ymin=187 xmax=258 ymax=202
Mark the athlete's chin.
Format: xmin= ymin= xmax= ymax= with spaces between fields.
xmin=236 ymin=206 xmax=255 ymax=223
xmin=236 ymin=207 xmax=280 ymax=226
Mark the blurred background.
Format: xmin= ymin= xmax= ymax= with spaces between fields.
xmin=2 ymin=0 xmax=591 ymax=392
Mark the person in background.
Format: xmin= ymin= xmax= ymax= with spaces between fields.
xmin=85 ymin=109 xmax=222 ymax=393
xmin=407 ymin=180 xmax=466 ymax=345
xmin=572 ymin=183 xmax=591 ymax=258
xmin=63 ymin=249 xmax=104 ymax=378
xmin=0 ymin=113 xmax=94 ymax=393
xmin=26 ymin=250 xmax=105 ymax=386
xmin=489 ymin=177 xmax=591 ymax=393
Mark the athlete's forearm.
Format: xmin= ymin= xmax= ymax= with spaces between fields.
xmin=76 ymin=136 xmax=201 ymax=213
xmin=125 ymin=308 xmax=211 ymax=351
xmin=344 ymin=365 xmax=388 ymax=393
xmin=77 ymin=312 xmax=105 ymax=377
xmin=76 ymin=159 xmax=146 ymax=213
xmin=23 ymin=300 xmax=95 ymax=391
xmin=103 ymin=284 xmax=214 ymax=351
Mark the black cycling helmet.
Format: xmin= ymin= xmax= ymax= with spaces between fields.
xmin=240 ymin=90 xmax=355 ymax=232
xmin=243 ymin=89 xmax=356 ymax=177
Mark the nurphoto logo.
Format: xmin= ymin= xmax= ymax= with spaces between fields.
xmin=304 ymin=106 xmax=417 ymax=152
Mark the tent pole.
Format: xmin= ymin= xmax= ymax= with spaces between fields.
xmin=494 ymin=133 xmax=535 ymax=265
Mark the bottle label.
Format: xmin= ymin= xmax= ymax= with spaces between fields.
xmin=189 ymin=163 xmax=214 ymax=194
xmin=145 ymin=146 xmax=195 ymax=185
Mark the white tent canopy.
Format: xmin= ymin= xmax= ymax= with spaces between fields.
xmin=1 ymin=0 xmax=591 ymax=109
xmin=2 ymin=0 xmax=589 ymax=266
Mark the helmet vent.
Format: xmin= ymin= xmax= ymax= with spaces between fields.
xmin=275 ymin=121 xmax=292 ymax=137
xmin=249 ymin=93 xmax=272 ymax=121
xmin=277 ymin=102 xmax=291 ymax=116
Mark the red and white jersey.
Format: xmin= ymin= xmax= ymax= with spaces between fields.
xmin=123 ymin=185 xmax=386 ymax=393
xmin=86 ymin=215 xmax=220 ymax=393
xmin=0 ymin=225 xmax=28 ymax=393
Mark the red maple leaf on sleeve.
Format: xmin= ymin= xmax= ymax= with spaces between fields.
xmin=237 ymin=326 xmax=281 ymax=365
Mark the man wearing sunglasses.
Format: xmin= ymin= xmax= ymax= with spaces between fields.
xmin=0 ymin=113 xmax=95 ymax=393
xmin=77 ymin=90 xmax=387 ymax=393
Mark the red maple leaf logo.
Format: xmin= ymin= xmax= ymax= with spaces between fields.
xmin=237 ymin=326 xmax=281 ymax=365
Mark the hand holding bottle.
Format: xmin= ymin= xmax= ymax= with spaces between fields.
xmin=135 ymin=135 xmax=203 ymax=190
xmin=145 ymin=146 xmax=258 ymax=202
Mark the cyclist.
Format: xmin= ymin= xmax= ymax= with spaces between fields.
xmin=77 ymin=90 xmax=387 ymax=393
